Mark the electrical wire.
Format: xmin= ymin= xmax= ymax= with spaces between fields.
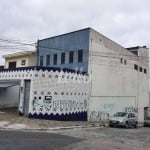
xmin=0 ymin=38 xmax=149 ymax=67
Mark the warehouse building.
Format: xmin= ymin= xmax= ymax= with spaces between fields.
xmin=37 ymin=28 xmax=149 ymax=123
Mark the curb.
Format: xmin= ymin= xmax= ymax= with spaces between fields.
xmin=0 ymin=124 xmax=104 ymax=132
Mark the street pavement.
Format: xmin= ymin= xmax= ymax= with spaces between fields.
xmin=0 ymin=108 xmax=101 ymax=130
xmin=0 ymin=130 xmax=82 ymax=150
xmin=54 ymin=127 xmax=150 ymax=150
xmin=0 ymin=126 xmax=149 ymax=150
xmin=0 ymin=108 xmax=150 ymax=150
xmin=0 ymin=108 xmax=87 ymax=130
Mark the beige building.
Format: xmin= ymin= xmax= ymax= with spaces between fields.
xmin=0 ymin=50 xmax=36 ymax=109
xmin=3 ymin=51 xmax=36 ymax=69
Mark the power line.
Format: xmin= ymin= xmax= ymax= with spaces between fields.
xmin=36 ymin=47 xmax=144 ymax=65
xmin=36 ymin=44 xmax=150 ymax=63
xmin=0 ymin=37 xmax=149 ymax=59
xmin=0 ymin=37 xmax=149 ymax=66
xmin=0 ymin=38 xmax=36 ymax=54
xmin=0 ymin=38 xmax=35 ymax=46
xmin=0 ymin=37 xmax=149 ymax=58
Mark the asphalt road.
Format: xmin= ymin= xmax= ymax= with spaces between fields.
xmin=0 ymin=127 xmax=150 ymax=150
xmin=0 ymin=130 xmax=82 ymax=150
xmin=55 ymin=127 xmax=150 ymax=150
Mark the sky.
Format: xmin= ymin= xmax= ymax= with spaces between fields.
xmin=0 ymin=0 xmax=150 ymax=64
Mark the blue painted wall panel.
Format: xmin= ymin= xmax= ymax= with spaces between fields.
xmin=38 ymin=28 xmax=90 ymax=72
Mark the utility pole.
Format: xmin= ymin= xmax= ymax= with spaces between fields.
xmin=87 ymin=37 xmax=93 ymax=121
xmin=36 ymin=39 xmax=39 ymax=66
xmin=136 ymin=56 xmax=139 ymax=121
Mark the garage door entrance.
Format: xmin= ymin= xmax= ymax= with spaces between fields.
xmin=0 ymin=80 xmax=20 ymax=110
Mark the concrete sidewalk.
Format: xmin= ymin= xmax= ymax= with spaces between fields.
xmin=0 ymin=108 xmax=102 ymax=131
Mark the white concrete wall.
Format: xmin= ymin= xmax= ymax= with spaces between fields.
xmin=89 ymin=96 xmax=136 ymax=121
xmin=88 ymin=29 xmax=149 ymax=123
xmin=0 ymin=85 xmax=20 ymax=108
xmin=29 ymin=70 xmax=88 ymax=116
xmin=0 ymin=68 xmax=89 ymax=118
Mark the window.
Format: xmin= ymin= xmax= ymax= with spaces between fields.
xmin=61 ymin=53 xmax=65 ymax=64
xmin=139 ymin=67 xmax=143 ymax=72
xmin=114 ymin=112 xmax=127 ymax=117
xmin=9 ymin=61 xmax=16 ymax=69
xmin=144 ymin=68 xmax=147 ymax=74
xmin=21 ymin=60 xmax=26 ymax=66
xmin=131 ymin=113 xmax=135 ymax=118
xmin=69 ymin=51 xmax=74 ymax=63
xmin=46 ymin=55 xmax=50 ymax=66
xmin=78 ymin=50 xmax=83 ymax=62
xmin=120 ymin=58 xmax=123 ymax=63
xmin=128 ymin=113 xmax=132 ymax=118
xmin=130 ymin=50 xmax=138 ymax=55
xmin=124 ymin=60 xmax=126 ymax=65
xmin=53 ymin=54 xmax=57 ymax=65
xmin=40 ymin=56 xmax=43 ymax=66
xmin=134 ymin=64 xmax=138 ymax=70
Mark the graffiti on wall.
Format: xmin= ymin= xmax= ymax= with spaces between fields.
xmin=123 ymin=107 xmax=138 ymax=113
xmin=32 ymin=99 xmax=43 ymax=112
xmin=43 ymin=96 xmax=52 ymax=111
xmin=89 ymin=110 xmax=110 ymax=121
xmin=89 ymin=103 xmax=114 ymax=121
xmin=103 ymin=104 xmax=114 ymax=112
xmin=89 ymin=104 xmax=138 ymax=121
xmin=32 ymin=94 xmax=87 ymax=114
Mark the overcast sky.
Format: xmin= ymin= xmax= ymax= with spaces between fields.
xmin=0 ymin=0 xmax=150 ymax=64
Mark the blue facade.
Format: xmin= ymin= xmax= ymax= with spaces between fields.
xmin=38 ymin=28 xmax=90 ymax=72
xmin=28 ymin=111 xmax=87 ymax=121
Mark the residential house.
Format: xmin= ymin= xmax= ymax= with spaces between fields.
xmin=0 ymin=50 xmax=36 ymax=109
xmin=3 ymin=50 xmax=36 ymax=69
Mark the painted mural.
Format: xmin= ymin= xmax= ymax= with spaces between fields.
xmin=31 ymin=91 xmax=87 ymax=114
xmin=0 ymin=66 xmax=89 ymax=121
